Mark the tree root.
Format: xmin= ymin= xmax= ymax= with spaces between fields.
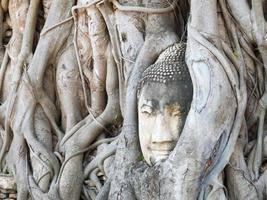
xmin=41 ymin=17 xmax=74 ymax=36
xmin=84 ymin=143 xmax=117 ymax=178
xmin=97 ymin=3 xmax=125 ymax=115
xmin=21 ymin=102 xmax=60 ymax=181
xmin=190 ymin=25 xmax=247 ymax=197
xmin=0 ymin=0 xmax=40 ymax=169
xmin=95 ymin=179 xmax=111 ymax=200
xmin=0 ymin=49 xmax=9 ymax=93
xmin=60 ymin=115 xmax=93 ymax=149
xmin=111 ymin=0 xmax=178 ymax=13
xmin=2 ymin=0 xmax=263 ymax=199
xmin=89 ymin=168 xmax=102 ymax=191
xmin=51 ymin=43 xmax=120 ymax=200
xmin=248 ymin=107 xmax=265 ymax=180
xmin=5 ymin=1 xmax=76 ymax=198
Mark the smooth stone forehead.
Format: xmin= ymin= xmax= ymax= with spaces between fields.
xmin=139 ymin=81 xmax=193 ymax=111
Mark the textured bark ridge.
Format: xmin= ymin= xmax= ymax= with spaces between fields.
xmin=0 ymin=0 xmax=266 ymax=200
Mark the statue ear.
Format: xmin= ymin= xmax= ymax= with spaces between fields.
xmin=137 ymin=84 xmax=142 ymax=100
xmin=137 ymin=89 xmax=140 ymax=99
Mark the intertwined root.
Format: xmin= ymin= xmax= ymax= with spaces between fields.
xmin=0 ymin=0 xmax=267 ymax=200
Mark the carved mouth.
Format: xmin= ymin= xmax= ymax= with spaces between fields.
xmin=151 ymin=151 xmax=171 ymax=164
xmin=151 ymin=150 xmax=172 ymax=156
xmin=150 ymin=143 xmax=176 ymax=152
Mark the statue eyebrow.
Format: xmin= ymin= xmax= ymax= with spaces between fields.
xmin=143 ymin=99 xmax=158 ymax=108
xmin=141 ymin=104 xmax=153 ymax=110
xmin=147 ymin=99 xmax=159 ymax=108
xmin=164 ymin=103 xmax=184 ymax=113
xmin=166 ymin=104 xmax=181 ymax=110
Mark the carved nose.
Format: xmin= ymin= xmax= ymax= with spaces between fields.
xmin=151 ymin=115 xmax=173 ymax=144
xmin=152 ymin=130 xmax=173 ymax=144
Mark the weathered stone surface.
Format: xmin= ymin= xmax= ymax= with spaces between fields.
xmin=9 ymin=193 xmax=17 ymax=198
xmin=0 ymin=174 xmax=16 ymax=190
xmin=0 ymin=193 xmax=7 ymax=198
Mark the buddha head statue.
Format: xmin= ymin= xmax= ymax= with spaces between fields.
xmin=138 ymin=43 xmax=193 ymax=165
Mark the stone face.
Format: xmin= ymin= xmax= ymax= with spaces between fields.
xmin=138 ymin=43 xmax=193 ymax=166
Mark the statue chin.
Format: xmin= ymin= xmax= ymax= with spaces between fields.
xmin=149 ymin=150 xmax=172 ymax=165
xmin=152 ymin=155 xmax=169 ymax=164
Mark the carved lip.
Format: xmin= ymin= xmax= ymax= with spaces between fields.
xmin=151 ymin=150 xmax=172 ymax=156
xmin=150 ymin=143 xmax=175 ymax=152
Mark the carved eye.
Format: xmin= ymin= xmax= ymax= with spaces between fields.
xmin=141 ymin=105 xmax=154 ymax=115
xmin=166 ymin=104 xmax=182 ymax=117
xmin=172 ymin=112 xmax=180 ymax=117
xmin=172 ymin=109 xmax=182 ymax=117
